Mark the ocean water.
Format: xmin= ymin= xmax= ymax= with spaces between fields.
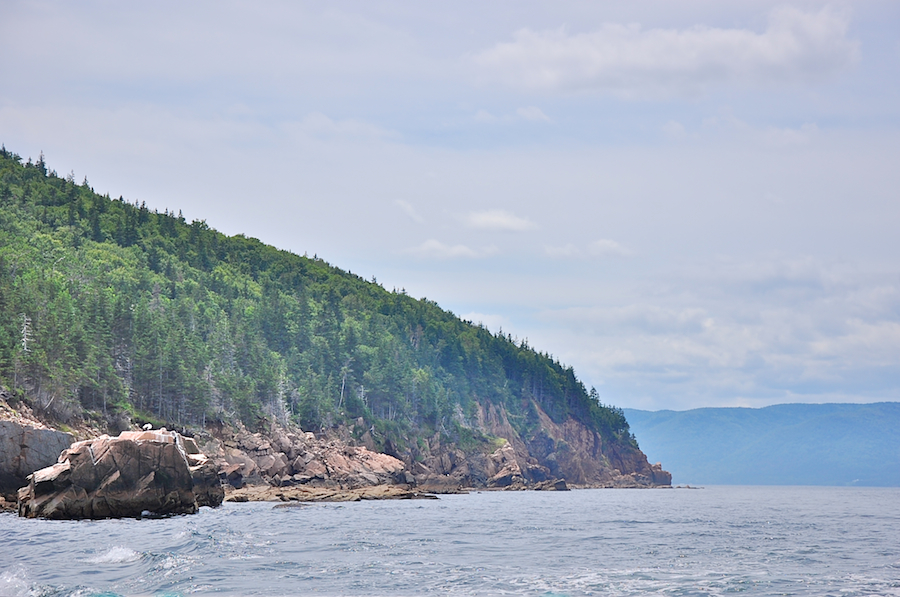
xmin=1 ymin=486 xmax=898 ymax=596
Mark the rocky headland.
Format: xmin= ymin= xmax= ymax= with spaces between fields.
xmin=0 ymin=152 xmax=670 ymax=518
xmin=376 ymin=401 xmax=671 ymax=491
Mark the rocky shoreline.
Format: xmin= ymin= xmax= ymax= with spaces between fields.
xmin=1 ymin=388 xmax=671 ymax=518
xmin=224 ymin=484 xmax=440 ymax=503
xmin=194 ymin=401 xmax=671 ymax=495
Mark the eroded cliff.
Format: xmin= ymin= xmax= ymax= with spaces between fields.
xmin=0 ymin=389 xmax=73 ymax=506
xmin=397 ymin=400 xmax=670 ymax=490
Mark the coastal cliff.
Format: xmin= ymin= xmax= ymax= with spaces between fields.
xmin=396 ymin=400 xmax=670 ymax=490
xmin=0 ymin=389 xmax=73 ymax=507
xmin=197 ymin=398 xmax=670 ymax=493
xmin=1 ymin=385 xmax=669 ymax=515
xmin=0 ymin=398 xmax=671 ymax=518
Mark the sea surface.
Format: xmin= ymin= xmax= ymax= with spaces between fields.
xmin=2 ymin=486 xmax=898 ymax=596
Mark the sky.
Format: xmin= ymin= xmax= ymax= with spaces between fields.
xmin=2 ymin=0 xmax=899 ymax=411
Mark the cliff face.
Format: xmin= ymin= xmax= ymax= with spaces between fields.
xmin=525 ymin=404 xmax=671 ymax=487
xmin=0 ymin=391 xmax=74 ymax=501
xmin=399 ymin=400 xmax=671 ymax=489
xmin=190 ymin=398 xmax=670 ymax=492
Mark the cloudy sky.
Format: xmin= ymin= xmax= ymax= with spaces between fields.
xmin=2 ymin=1 xmax=899 ymax=411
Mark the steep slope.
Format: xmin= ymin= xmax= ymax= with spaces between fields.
xmin=625 ymin=403 xmax=900 ymax=486
xmin=0 ymin=146 xmax=668 ymax=487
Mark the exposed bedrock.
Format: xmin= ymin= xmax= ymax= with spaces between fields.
xmin=17 ymin=430 xmax=223 ymax=519
xmin=0 ymin=420 xmax=73 ymax=501
xmin=204 ymin=422 xmax=412 ymax=491
xmin=405 ymin=401 xmax=671 ymax=490
xmin=206 ymin=399 xmax=671 ymax=493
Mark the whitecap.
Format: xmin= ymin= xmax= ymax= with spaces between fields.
xmin=84 ymin=545 xmax=142 ymax=564
xmin=0 ymin=567 xmax=30 ymax=597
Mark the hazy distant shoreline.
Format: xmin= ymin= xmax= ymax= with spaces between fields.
xmin=625 ymin=402 xmax=900 ymax=487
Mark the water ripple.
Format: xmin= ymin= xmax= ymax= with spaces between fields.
xmin=2 ymin=487 xmax=899 ymax=596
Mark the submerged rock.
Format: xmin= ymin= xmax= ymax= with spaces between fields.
xmin=17 ymin=429 xmax=224 ymax=519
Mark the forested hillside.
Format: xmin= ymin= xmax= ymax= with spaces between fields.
xmin=0 ymin=146 xmax=632 ymax=455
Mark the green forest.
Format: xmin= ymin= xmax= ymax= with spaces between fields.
xmin=0 ymin=146 xmax=632 ymax=452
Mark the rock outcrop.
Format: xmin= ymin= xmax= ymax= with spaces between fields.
xmin=17 ymin=429 xmax=223 ymax=519
xmin=400 ymin=401 xmax=671 ymax=490
xmin=205 ymin=422 xmax=412 ymax=490
xmin=0 ymin=391 xmax=74 ymax=501
xmin=0 ymin=420 xmax=73 ymax=498
xmin=200 ymin=398 xmax=670 ymax=496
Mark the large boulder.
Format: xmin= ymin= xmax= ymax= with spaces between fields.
xmin=0 ymin=419 xmax=73 ymax=499
xmin=649 ymin=462 xmax=672 ymax=486
xmin=486 ymin=442 xmax=527 ymax=488
xmin=17 ymin=429 xmax=224 ymax=519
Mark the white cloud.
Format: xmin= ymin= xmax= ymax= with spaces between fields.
xmin=762 ymin=123 xmax=819 ymax=146
xmin=701 ymin=113 xmax=819 ymax=145
xmin=406 ymin=239 xmax=483 ymax=259
xmin=662 ymin=120 xmax=686 ymax=138
xmin=290 ymin=112 xmax=396 ymax=139
xmin=473 ymin=106 xmax=551 ymax=124
xmin=516 ymin=106 xmax=551 ymax=122
xmin=544 ymin=240 xmax=631 ymax=258
xmin=2 ymin=3 xmax=428 ymax=88
xmin=474 ymin=109 xmax=498 ymax=123
xmin=544 ymin=243 xmax=581 ymax=258
xmin=394 ymin=200 xmax=424 ymax=223
xmin=529 ymin=259 xmax=900 ymax=409
xmin=588 ymin=239 xmax=632 ymax=257
xmin=466 ymin=209 xmax=537 ymax=231
xmin=553 ymin=305 xmax=712 ymax=335
xmin=474 ymin=7 xmax=859 ymax=95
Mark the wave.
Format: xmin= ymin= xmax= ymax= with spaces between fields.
xmin=84 ymin=546 xmax=142 ymax=565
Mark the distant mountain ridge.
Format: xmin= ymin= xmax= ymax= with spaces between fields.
xmin=624 ymin=402 xmax=900 ymax=486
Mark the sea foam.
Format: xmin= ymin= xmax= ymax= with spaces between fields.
xmin=84 ymin=546 xmax=142 ymax=564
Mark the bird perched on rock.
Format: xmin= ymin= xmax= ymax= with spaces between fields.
xmin=142 ymin=423 xmax=153 ymax=431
